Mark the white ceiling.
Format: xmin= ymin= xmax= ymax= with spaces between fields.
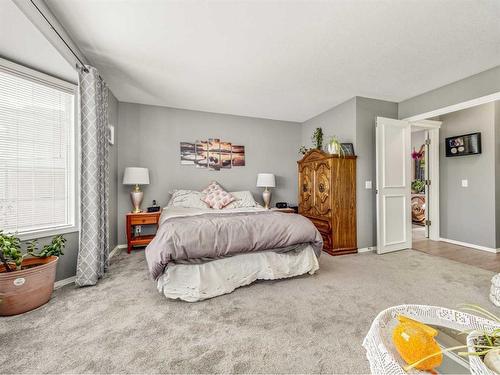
xmin=46 ymin=0 xmax=500 ymax=122
xmin=0 ymin=0 xmax=76 ymax=83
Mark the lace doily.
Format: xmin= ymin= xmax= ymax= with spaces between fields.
xmin=491 ymin=274 xmax=500 ymax=307
xmin=362 ymin=304 xmax=499 ymax=375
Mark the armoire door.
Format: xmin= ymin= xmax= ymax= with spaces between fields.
xmin=314 ymin=159 xmax=332 ymax=217
xmin=298 ymin=162 xmax=314 ymax=215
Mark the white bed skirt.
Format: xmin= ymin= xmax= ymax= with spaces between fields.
xmin=157 ymin=246 xmax=320 ymax=302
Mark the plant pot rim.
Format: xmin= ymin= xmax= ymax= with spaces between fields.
xmin=0 ymin=256 xmax=58 ymax=277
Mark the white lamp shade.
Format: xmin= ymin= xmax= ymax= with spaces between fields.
xmin=256 ymin=173 xmax=276 ymax=188
xmin=123 ymin=167 xmax=150 ymax=185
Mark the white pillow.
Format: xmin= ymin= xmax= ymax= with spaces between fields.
xmin=167 ymin=190 xmax=210 ymax=209
xmin=223 ymin=191 xmax=259 ymax=209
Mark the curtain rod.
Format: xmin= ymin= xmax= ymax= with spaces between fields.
xmin=29 ymin=0 xmax=89 ymax=73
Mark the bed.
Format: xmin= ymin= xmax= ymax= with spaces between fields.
xmin=144 ymin=190 xmax=323 ymax=301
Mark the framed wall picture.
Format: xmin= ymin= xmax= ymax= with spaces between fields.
xmin=180 ymin=139 xmax=245 ymax=170
xmin=341 ymin=143 xmax=355 ymax=156
xmin=445 ymin=132 xmax=481 ymax=157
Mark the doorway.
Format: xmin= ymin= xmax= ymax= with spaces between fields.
xmin=410 ymin=127 xmax=428 ymax=242
xmin=375 ymin=118 xmax=440 ymax=254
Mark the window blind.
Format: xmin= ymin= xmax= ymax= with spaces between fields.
xmin=0 ymin=66 xmax=76 ymax=236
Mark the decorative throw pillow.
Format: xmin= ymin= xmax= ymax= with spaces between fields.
xmin=224 ymin=191 xmax=259 ymax=209
xmin=201 ymin=182 xmax=236 ymax=209
xmin=167 ymin=190 xmax=210 ymax=209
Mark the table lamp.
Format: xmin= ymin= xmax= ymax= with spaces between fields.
xmin=123 ymin=167 xmax=150 ymax=213
xmin=256 ymin=173 xmax=276 ymax=209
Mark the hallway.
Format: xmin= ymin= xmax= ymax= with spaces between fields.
xmin=412 ymin=234 xmax=500 ymax=272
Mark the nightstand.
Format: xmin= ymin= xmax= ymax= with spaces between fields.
xmin=270 ymin=207 xmax=296 ymax=213
xmin=126 ymin=211 xmax=161 ymax=253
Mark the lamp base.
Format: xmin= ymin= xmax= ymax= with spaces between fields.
xmin=130 ymin=186 xmax=144 ymax=213
xmin=262 ymin=188 xmax=272 ymax=209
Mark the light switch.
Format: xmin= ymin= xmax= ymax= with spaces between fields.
xmin=365 ymin=180 xmax=372 ymax=189
xmin=461 ymin=179 xmax=468 ymax=187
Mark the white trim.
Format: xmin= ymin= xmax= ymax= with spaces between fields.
xmin=358 ymin=246 xmax=376 ymax=253
xmin=410 ymin=119 xmax=442 ymax=129
xmin=53 ymin=245 xmax=127 ymax=290
xmin=54 ymin=276 xmax=75 ymax=289
xmin=439 ymin=238 xmax=499 ymax=254
xmin=109 ymin=244 xmax=127 ymax=259
xmin=0 ymin=57 xmax=76 ymax=92
xmin=404 ymin=92 xmax=500 ymax=122
xmin=18 ymin=226 xmax=79 ymax=242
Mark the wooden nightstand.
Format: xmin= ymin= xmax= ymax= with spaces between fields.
xmin=126 ymin=211 xmax=161 ymax=254
xmin=270 ymin=207 xmax=296 ymax=213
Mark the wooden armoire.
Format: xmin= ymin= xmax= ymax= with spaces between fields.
xmin=298 ymin=149 xmax=357 ymax=255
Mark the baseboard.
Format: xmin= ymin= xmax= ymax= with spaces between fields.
xmin=54 ymin=276 xmax=76 ymax=289
xmin=358 ymin=246 xmax=376 ymax=253
xmin=439 ymin=238 xmax=499 ymax=254
xmin=109 ymin=244 xmax=127 ymax=259
xmin=54 ymin=244 xmax=127 ymax=290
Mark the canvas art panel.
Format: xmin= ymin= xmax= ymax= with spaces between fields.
xmin=180 ymin=139 xmax=245 ymax=170
xmin=231 ymin=145 xmax=245 ymax=166
xmin=195 ymin=140 xmax=208 ymax=168
xmin=220 ymin=141 xmax=232 ymax=169
xmin=208 ymin=138 xmax=221 ymax=171
xmin=180 ymin=142 xmax=196 ymax=165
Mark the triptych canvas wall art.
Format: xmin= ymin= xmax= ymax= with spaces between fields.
xmin=180 ymin=138 xmax=245 ymax=171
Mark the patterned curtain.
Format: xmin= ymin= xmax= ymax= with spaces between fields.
xmin=75 ymin=66 xmax=109 ymax=286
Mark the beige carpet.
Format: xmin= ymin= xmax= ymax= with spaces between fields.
xmin=1 ymin=250 xmax=497 ymax=374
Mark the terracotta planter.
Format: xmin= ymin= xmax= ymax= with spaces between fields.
xmin=0 ymin=256 xmax=58 ymax=316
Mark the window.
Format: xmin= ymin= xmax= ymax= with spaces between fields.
xmin=0 ymin=59 xmax=77 ymax=238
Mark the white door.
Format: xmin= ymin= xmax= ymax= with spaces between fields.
xmin=376 ymin=117 xmax=412 ymax=254
xmin=424 ymin=130 xmax=430 ymax=238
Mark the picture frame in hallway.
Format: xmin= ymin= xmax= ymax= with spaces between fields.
xmin=341 ymin=143 xmax=355 ymax=156
xmin=445 ymin=132 xmax=481 ymax=157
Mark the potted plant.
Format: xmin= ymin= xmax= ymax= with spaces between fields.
xmin=311 ymin=127 xmax=324 ymax=150
xmin=0 ymin=231 xmax=66 ymax=316
xmin=411 ymin=179 xmax=425 ymax=194
xmin=463 ymin=305 xmax=500 ymax=374
xmin=326 ymin=136 xmax=345 ymax=156
xmin=298 ymin=145 xmax=309 ymax=155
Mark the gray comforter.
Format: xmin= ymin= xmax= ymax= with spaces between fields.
xmin=145 ymin=210 xmax=323 ymax=279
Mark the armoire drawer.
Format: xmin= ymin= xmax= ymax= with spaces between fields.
xmin=320 ymin=232 xmax=332 ymax=250
xmin=309 ymin=217 xmax=331 ymax=233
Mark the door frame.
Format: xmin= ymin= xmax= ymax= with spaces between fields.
xmin=410 ymin=120 xmax=441 ymax=241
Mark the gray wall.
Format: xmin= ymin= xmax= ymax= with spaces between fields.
xmin=411 ymin=130 xmax=426 ymax=180
xmin=399 ymin=65 xmax=500 ymax=119
xmin=300 ymin=96 xmax=397 ymax=249
xmin=439 ymin=102 xmax=497 ymax=248
xmin=117 ymin=103 xmax=302 ymax=245
xmin=355 ymin=97 xmax=398 ymax=249
xmin=301 ymin=98 xmax=356 ymax=148
xmin=411 ymin=131 xmax=425 ymax=153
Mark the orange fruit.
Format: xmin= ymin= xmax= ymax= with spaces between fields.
xmin=397 ymin=315 xmax=438 ymax=337
xmin=393 ymin=315 xmax=443 ymax=371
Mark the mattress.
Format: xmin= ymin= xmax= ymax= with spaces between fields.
xmin=157 ymin=245 xmax=319 ymax=302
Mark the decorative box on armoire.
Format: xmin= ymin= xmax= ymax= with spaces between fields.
xmin=298 ymin=149 xmax=357 ymax=255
